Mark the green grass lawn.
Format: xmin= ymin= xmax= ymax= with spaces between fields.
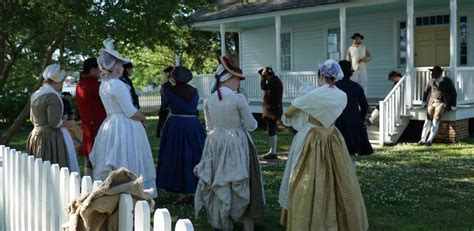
xmin=2 ymin=118 xmax=473 ymax=230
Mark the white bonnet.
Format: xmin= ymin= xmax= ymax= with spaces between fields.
xmin=97 ymin=38 xmax=130 ymax=71
xmin=42 ymin=64 xmax=65 ymax=82
xmin=318 ymin=59 xmax=344 ymax=81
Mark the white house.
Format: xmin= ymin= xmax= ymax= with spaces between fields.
xmin=190 ymin=0 xmax=474 ymax=145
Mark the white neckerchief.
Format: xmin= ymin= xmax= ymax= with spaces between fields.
xmin=31 ymin=84 xmax=64 ymax=116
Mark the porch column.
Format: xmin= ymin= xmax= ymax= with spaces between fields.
xmin=450 ymin=0 xmax=457 ymax=81
xmin=220 ymin=23 xmax=226 ymax=57
xmin=339 ymin=7 xmax=346 ymax=60
xmin=406 ymin=0 xmax=414 ymax=107
xmin=175 ymin=37 xmax=181 ymax=65
xmin=275 ymin=16 xmax=281 ymax=75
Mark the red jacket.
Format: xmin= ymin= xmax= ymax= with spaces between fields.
xmin=76 ymin=74 xmax=106 ymax=156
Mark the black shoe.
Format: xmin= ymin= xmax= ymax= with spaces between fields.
xmin=262 ymin=153 xmax=278 ymax=160
xmin=424 ymin=141 xmax=432 ymax=146
xmin=417 ymin=140 xmax=425 ymax=145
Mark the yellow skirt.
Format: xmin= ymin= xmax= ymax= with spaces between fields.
xmin=283 ymin=126 xmax=369 ymax=231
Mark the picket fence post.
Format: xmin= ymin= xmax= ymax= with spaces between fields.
xmin=81 ymin=176 xmax=93 ymax=196
xmin=59 ymin=167 xmax=70 ymax=229
xmin=34 ymin=158 xmax=43 ymax=229
xmin=13 ymin=150 xmax=20 ymax=231
xmin=92 ymin=180 xmax=102 ymax=191
xmin=26 ymin=155 xmax=35 ymax=231
xmin=41 ymin=161 xmax=52 ymax=230
xmin=134 ymin=201 xmax=151 ymax=231
xmin=51 ymin=164 xmax=61 ymax=230
xmin=118 ymin=194 xmax=133 ymax=231
xmin=175 ymin=219 xmax=194 ymax=231
xmin=154 ymin=208 xmax=172 ymax=231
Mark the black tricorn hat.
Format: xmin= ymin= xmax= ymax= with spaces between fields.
xmin=351 ymin=32 xmax=364 ymax=40
xmin=171 ymin=66 xmax=193 ymax=83
xmin=258 ymin=66 xmax=275 ymax=77
xmin=428 ymin=66 xmax=443 ymax=73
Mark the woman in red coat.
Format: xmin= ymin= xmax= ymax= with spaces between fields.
xmin=76 ymin=58 xmax=106 ymax=176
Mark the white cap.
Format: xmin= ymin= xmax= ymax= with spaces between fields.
xmin=97 ymin=38 xmax=130 ymax=71
xmin=318 ymin=59 xmax=344 ymax=81
xmin=42 ymin=64 xmax=65 ymax=82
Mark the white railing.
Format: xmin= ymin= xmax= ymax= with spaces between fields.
xmin=412 ymin=67 xmax=451 ymax=105
xmin=455 ymin=66 xmax=474 ymax=104
xmin=0 ymin=145 xmax=193 ymax=231
xmin=192 ymin=72 xmax=319 ymax=105
xmin=379 ymin=72 xmax=409 ymax=146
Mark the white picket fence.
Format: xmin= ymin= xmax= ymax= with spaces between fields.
xmin=0 ymin=145 xmax=194 ymax=231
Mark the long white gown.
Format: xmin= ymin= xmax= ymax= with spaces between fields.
xmin=90 ymin=77 xmax=157 ymax=197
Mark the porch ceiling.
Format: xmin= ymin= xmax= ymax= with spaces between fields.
xmin=193 ymin=0 xmax=474 ymax=31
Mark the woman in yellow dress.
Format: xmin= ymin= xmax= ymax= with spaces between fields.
xmin=279 ymin=59 xmax=369 ymax=230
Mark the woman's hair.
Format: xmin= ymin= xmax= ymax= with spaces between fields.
xmin=80 ymin=58 xmax=99 ymax=76
xmin=122 ymin=62 xmax=133 ymax=78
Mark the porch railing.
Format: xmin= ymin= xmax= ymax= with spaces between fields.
xmin=411 ymin=66 xmax=474 ymax=106
xmin=191 ymin=72 xmax=319 ymax=106
xmin=379 ymin=72 xmax=409 ymax=146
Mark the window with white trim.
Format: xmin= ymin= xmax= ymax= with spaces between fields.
xmin=399 ymin=21 xmax=407 ymax=67
xmin=281 ymin=32 xmax=292 ymax=71
xmin=327 ymin=28 xmax=340 ymax=60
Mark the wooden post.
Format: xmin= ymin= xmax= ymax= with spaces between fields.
xmin=41 ymin=161 xmax=51 ymax=230
xmin=220 ymin=24 xmax=226 ymax=57
xmin=34 ymin=158 xmax=43 ymax=229
xmin=406 ymin=0 xmax=414 ymax=108
xmin=275 ymin=16 xmax=282 ymax=75
xmin=134 ymin=201 xmax=150 ymax=231
xmin=339 ymin=7 xmax=347 ymax=60
xmin=50 ymin=164 xmax=61 ymax=230
xmin=175 ymin=219 xmax=194 ymax=231
xmin=450 ymin=0 xmax=458 ymax=84
xmin=59 ymin=167 xmax=70 ymax=229
xmin=118 ymin=194 xmax=133 ymax=231
xmin=154 ymin=208 xmax=172 ymax=231
xmin=81 ymin=176 xmax=93 ymax=196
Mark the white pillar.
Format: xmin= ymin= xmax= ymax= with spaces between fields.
xmin=275 ymin=16 xmax=281 ymax=75
xmin=339 ymin=7 xmax=347 ymax=60
xmin=406 ymin=0 xmax=414 ymax=107
xmin=220 ymin=24 xmax=226 ymax=57
xmin=175 ymin=37 xmax=181 ymax=66
xmin=450 ymin=0 xmax=457 ymax=81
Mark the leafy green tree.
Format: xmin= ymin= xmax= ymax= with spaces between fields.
xmin=0 ymin=0 xmax=212 ymax=144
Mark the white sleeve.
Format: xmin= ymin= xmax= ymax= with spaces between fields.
xmin=236 ymin=94 xmax=258 ymax=131
xmin=111 ymin=80 xmax=138 ymax=118
xmin=203 ymin=99 xmax=213 ymax=132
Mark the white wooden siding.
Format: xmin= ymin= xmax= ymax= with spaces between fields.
xmin=239 ymin=5 xmax=474 ymax=99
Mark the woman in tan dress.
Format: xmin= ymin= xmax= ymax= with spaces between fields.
xmin=279 ymin=59 xmax=369 ymax=230
xmin=27 ymin=64 xmax=79 ymax=172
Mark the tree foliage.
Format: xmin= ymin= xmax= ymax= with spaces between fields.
xmin=0 ymin=0 xmax=214 ymax=144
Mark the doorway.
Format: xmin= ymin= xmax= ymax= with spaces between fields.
xmin=415 ymin=26 xmax=450 ymax=67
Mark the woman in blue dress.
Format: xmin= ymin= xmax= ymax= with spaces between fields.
xmin=156 ymin=66 xmax=206 ymax=204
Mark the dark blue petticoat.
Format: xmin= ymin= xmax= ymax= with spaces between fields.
xmin=156 ymin=115 xmax=205 ymax=193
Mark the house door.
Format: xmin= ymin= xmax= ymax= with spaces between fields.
xmin=415 ymin=27 xmax=450 ymax=67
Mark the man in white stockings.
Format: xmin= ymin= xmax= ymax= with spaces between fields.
xmin=347 ymin=32 xmax=372 ymax=96
xmin=418 ymin=66 xmax=457 ymax=146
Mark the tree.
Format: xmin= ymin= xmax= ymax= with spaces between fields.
xmin=0 ymin=0 xmax=212 ymax=145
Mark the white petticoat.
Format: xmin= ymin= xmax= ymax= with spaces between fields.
xmin=90 ymin=113 xmax=157 ymax=197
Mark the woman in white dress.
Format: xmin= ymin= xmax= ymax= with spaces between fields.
xmin=90 ymin=39 xmax=157 ymax=197
xmin=194 ymin=56 xmax=265 ymax=231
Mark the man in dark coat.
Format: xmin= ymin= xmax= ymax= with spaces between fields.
xmin=418 ymin=66 xmax=457 ymax=146
xmin=259 ymin=67 xmax=283 ymax=159
xmin=335 ymin=60 xmax=373 ymax=157
xmin=156 ymin=66 xmax=173 ymax=137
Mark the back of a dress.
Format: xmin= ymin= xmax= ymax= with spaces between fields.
xmin=205 ymin=92 xmax=255 ymax=130
xmin=99 ymin=77 xmax=137 ymax=117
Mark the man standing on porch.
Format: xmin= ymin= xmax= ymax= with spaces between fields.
xmin=347 ymin=32 xmax=372 ymax=96
xmin=418 ymin=66 xmax=457 ymax=146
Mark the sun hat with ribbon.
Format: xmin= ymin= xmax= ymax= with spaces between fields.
xmin=43 ymin=63 xmax=66 ymax=83
xmin=97 ymin=38 xmax=130 ymax=71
